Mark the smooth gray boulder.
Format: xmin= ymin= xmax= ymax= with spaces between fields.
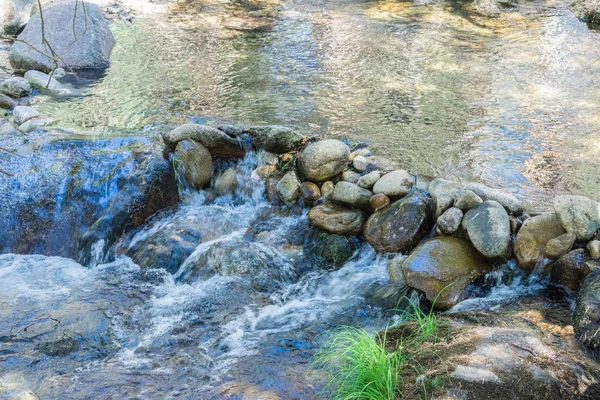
xmin=10 ymin=1 xmax=115 ymax=72
xmin=429 ymin=178 xmax=460 ymax=218
xmin=173 ymin=139 xmax=213 ymax=190
xmin=553 ymin=195 xmax=600 ymax=241
xmin=462 ymin=200 xmax=511 ymax=261
xmin=372 ymin=169 xmax=414 ymax=199
xmin=463 ymin=182 xmax=524 ymax=215
xmin=24 ymin=70 xmax=72 ymax=95
xmin=12 ymin=105 xmax=39 ymax=125
xmin=330 ymin=181 xmax=372 ymax=210
xmin=298 ymin=139 xmax=349 ymax=182
xmin=0 ymin=77 xmax=31 ymax=97
xmin=436 ymin=207 xmax=463 ymax=236
xmin=164 ymin=124 xmax=246 ymax=158
xmin=246 ymin=126 xmax=305 ymax=153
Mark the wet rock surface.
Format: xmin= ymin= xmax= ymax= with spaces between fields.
xmin=363 ymin=190 xmax=434 ymax=253
xmin=462 ymin=200 xmax=511 ymax=261
xmin=308 ymin=201 xmax=367 ymax=235
xmin=574 ymin=269 xmax=600 ymax=358
xmin=514 ymin=212 xmax=566 ymax=271
xmin=173 ymin=139 xmax=213 ymax=189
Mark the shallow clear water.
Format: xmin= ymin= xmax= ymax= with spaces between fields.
xmin=32 ymin=0 xmax=600 ymax=207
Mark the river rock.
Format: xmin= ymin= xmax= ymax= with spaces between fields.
xmin=173 ymin=139 xmax=213 ymax=190
xmin=301 ymin=181 xmax=321 ymax=204
xmin=246 ymin=125 xmax=305 ymax=153
xmin=358 ymin=170 xmax=381 ymax=189
xmin=308 ymin=202 xmax=367 ymax=235
xmin=429 ymin=178 xmax=460 ymax=218
xmin=370 ymin=193 xmax=390 ymax=211
xmin=24 ymin=70 xmax=71 ymax=95
xmin=402 ymin=237 xmax=493 ymax=309
xmin=256 ymin=165 xmax=277 ymax=179
xmin=10 ymin=1 xmax=115 ymax=73
xmin=297 ymin=139 xmax=349 ymax=182
xmin=363 ymin=190 xmax=434 ymax=253
xmin=436 ymin=207 xmax=463 ymax=236
xmin=321 ymin=181 xmax=334 ymax=198
xmin=372 ymin=169 xmax=414 ymax=199
xmin=0 ymin=135 xmax=178 ymax=263
xmin=588 ymin=240 xmax=600 ymax=258
xmin=462 ymin=200 xmax=511 ymax=261
xmin=276 ymin=171 xmax=301 ymax=206
xmin=387 ymin=253 xmax=408 ymax=283
xmin=279 ymin=153 xmax=294 ymax=164
xmin=164 ymin=124 xmax=246 ymax=158
xmin=12 ymin=105 xmax=39 ymax=126
xmin=330 ymin=181 xmax=372 ymax=210
xmin=573 ymin=269 xmax=600 ymax=358
xmin=176 ymin=240 xmax=297 ymax=292
xmin=0 ymin=93 xmax=17 ymax=110
xmin=571 ymin=0 xmax=600 ymax=24
xmin=454 ymin=189 xmax=483 ymax=212
xmin=18 ymin=116 xmax=52 ymax=133
xmin=550 ymin=249 xmax=595 ymax=291
xmin=342 ymin=170 xmax=361 ymax=183
xmin=214 ymin=167 xmax=238 ymax=195
xmin=553 ymin=195 xmax=600 ymax=241
xmin=463 ymin=182 xmax=524 ymax=215
xmin=0 ymin=77 xmax=31 ymax=97
xmin=353 ymin=155 xmax=368 ymax=172
xmin=545 ymin=233 xmax=576 ymax=259
xmin=514 ymin=212 xmax=566 ymax=271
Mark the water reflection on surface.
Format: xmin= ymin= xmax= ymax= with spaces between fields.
xmin=35 ymin=0 xmax=600 ymax=207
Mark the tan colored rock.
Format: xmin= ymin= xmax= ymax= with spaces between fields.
xmin=308 ymin=202 xmax=367 ymax=235
xmin=545 ymin=233 xmax=576 ymax=259
xmin=256 ymin=165 xmax=277 ymax=179
xmin=320 ymin=181 xmax=335 ymax=198
xmin=301 ymin=181 xmax=321 ymax=204
xmin=369 ymin=193 xmax=390 ymax=211
xmin=514 ymin=212 xmax=566 ymax=271
xmin=173 ymin=139 xmax=213 ymax=190
xmin=588 ymin=240 xmax=600 ymax=258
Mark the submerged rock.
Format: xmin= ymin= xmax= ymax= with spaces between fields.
xmin=173 ymin=140 xmax=213 ymax=190
xmin=176 ymin=240 xmax=297 ymax=292
xmin=553 ymin=195 xmax=600 ymax=241
xmin=214 ymin=167 xmax=239 ymax=195
xmin=363 ymin=190 xmax=434 ymax=253
xmin=310 ymin=234 xmax=358 ymax=268
xmin=462 ymin=201 xmax=511 ymax=262
xmin=330 ymin=181 xmax=372 ymax=210
xmin=164 ymin=124 xmax=246 ymax=158
xmin=372 ymin=169 xmax=414 ymax=199
xmin=246 ymin=125 xmax=305 ymax=153
xmin=402 ymin=237 xmax=492 ymax=309
xmin=574 ymin=269 xmax=600 ymax=358
xmin=308 ymin=202 xmax=366 ymax=235
xmin=463 ymin=182 xmax=524 ymax=215
xmin=10 ymin=1 xmax=115 ymax=72
xmin=514 ymin=212 xmax=566 ymax=271
xmin=0 ymin=134 xmax=178 ymax=263
xmin=297 ymin=139 xmax=349 ymax=182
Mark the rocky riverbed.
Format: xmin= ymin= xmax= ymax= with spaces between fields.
xmin=1 ymin=0 xmax=600 ymax=399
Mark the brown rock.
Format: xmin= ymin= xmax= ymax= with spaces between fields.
xmin=256 ymin=165 xmax=277 ymax=179
xmin=514 ymin=212 xmax=566 ymax=272
xmin=550 ymin=249 xmax=595 ymax=291
xmin=308 ymin=202 xmax=367 ymax=235
xmin=301 ymin=181 xmax=321 ymax=204
xmin=545 ymin=233 xmax=576 ymax=259
xmin=370 ymin=193 xmax=390 ymax=211
xmin=279 ymin=153 xmax=294 ymax=164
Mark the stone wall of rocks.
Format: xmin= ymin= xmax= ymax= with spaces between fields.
xmin=162 ymin=122 xmax=600 ymax=357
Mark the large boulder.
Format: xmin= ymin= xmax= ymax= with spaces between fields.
xmin=363 ymin=190 xmax=434 ymax=253
xmin=164 ymin=124 xmax=247 ymax=158
xmin=0 ymin=133 xmax=178 ymax=264
xmin=514 ymin=212 xmax=566 ymax=272
xmin=330 ymin=181 xmax=372 ymax=210
xmin=571 ymin=0 xmax=600 ymax=24
xmin=246 ymin=126 xmax=305 ymax=153
xmin=372 ymin=169 xmax=414 ymax=199
xmin=10 ymin=1 xmax=115 ymax=72
xmin=308 ymin=202 xmax=366 ymax=235
xmin=173 ymin=139 xmax=213 ymax=190
xmin=574 ymin=269 xmax=600 ymax=358
xmin=553 ymin=195 xmax=600 ymax=241
xmin=402 ymin=237 xmax=492 ymax=309
xmin=463 ymin=182 xmax=524 ymax=215
xmin=550 ymin=249 xmax=596 ymax=291
xmin=462 ymin=201 xmax=511 ymax=262
xmin=175 ymin=240 xmax=297 ymax=292
xmin=297 ymin=139 xmax=349 ymax=182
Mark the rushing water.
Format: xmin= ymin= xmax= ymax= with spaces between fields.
xmin=29 ymin=0 xmax=600 ymax=207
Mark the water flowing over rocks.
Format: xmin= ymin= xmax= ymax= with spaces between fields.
xmin=514 ymin=212 xmax=566 ymax=271
xmin=550 ymin=249 xmax=597 ymax=291
xmin=363 ymin=190 xmax=434 ymax=253
xmin=402 ymin=237 xmax=493 ymax=309
xmin=297 ymin=139 xmax=349 ymax=182
xmin=10 ymin=1 xmax=115 ymax=73
xmin=164 ymin=123 xmax=247 ymax=158
xmin=462 ymin=200 xmax=511 ymax=261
